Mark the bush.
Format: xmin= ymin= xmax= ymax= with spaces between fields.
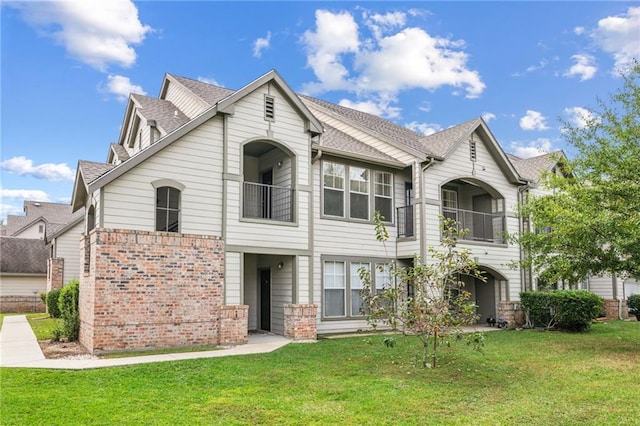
xmin=46 ymin=289 xmax=61 ymax=319
xmin=628 ymin=294 xmax=640 ymax=320
xmin=521 ymin=290 xmax=604 ymax=332
xmin=57 ymin=280 xmax=80 ymax=341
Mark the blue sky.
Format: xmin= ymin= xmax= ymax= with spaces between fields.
xmin=1 ymin=1 xmax=639 ymax=220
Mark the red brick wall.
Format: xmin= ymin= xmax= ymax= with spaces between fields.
xmin=283 ymin=304 xmax=317 ymax=340
xmin=80 ymin=229 xmax=225 ymax=353
xmin=47 ymin=258 xmax=64 ymax=292
xmin=604 ymin=299 xmax=628 ymax=319
xmin=219 ymin=305 xmax=249 ymax=345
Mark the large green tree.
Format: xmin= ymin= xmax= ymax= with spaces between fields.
xmin=519 ymin=63 xmax=640 ymax=284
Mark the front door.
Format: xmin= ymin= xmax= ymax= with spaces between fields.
xmin=259 ymin=269 xmax=271 ymax=331
xmin=475 ymin=276 xmax=496 ymax=324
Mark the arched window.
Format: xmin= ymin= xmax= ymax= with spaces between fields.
xmin=156 ymin=187 xmax=180 ymax=232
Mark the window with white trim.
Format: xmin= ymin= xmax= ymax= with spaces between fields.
xmin=322 ymin=160 xmax=393 ymax=222
xmin=156 ymin=186 xmax=180 ymax=232
xmin=374 ymin=171 xmax=392 ymax=222
xmin=442 ymin=188 xmax=458 ymax=225
xmin=350 ymin=262 xmax=370 ymax=316
xmin=323 ymin=261 xmax=346 ymax=317
xmin=323 ymin=161 xmax=345 ymax=217
xmin=349 ymin=167 xmax=369 ymax=220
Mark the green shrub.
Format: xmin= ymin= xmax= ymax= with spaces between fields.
xmin=628 ymin=294 xmax=640 ymax=319
xmin=57 ymin=280 xmax=80 ymax=341
xmin=46 ymin=289 xmax=61 ymax=319
xmin=521 ymin=290 xmax=604 ymax=332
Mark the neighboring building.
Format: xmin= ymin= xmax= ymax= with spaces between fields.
xmin=2 ymin=201 xmax=74 ymax=240
xmin=67 ymin=70 xmax=624 ymax=354
xmin=0 ymin=237 xmax=48 ymax=313
xmin=509 ymin=152 xmax=628 ymax=319
xmin=45 ymin=208 xmax=85 ymax=291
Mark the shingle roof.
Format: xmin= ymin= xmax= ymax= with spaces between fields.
xmin=169 ymin=75 xmax=235 ymax=106
xmin=301 ymin=95 xmax=432 ymax=156
xmin=315 ymin=124 xmax=401 ymax=165
xmin=46 ymin=208 xmax=84 ymax=240
xmin=130 ymin=94 xmax=190 ymax=134
xmin=79 ymin=160 xmax=116 ymax=184
xmin=508 ymin=151 xmax=562 ymax=182
xmin=110 ymin=143 xmax=130 ymax=161
xmin=419 ymin=118 xmax=481 ymax=158
xmin=0 ymin=237 xmax=48 ymax=274
xmin=4 ymin=201 xmax=75 ymax=237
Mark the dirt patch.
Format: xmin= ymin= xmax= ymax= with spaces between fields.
xmin=38 ymin=340 xmax=97 ymax=360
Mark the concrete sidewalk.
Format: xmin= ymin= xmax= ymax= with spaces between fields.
xmin=0 ymin=315 xmax=291 ymax=370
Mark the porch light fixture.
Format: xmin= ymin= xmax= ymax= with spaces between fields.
xmin=277 ymin=160 xmax=283 ymax=168
xmin=277 ymin=262 xmax=284 ymax=270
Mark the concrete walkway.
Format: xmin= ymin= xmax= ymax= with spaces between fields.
xmin=0 ymin=315 xmax=291 ymax=370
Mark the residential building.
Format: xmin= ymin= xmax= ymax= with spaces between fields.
xmin=68 ymin=70 xmax=625 ymax=353
xmin=0 ymin=237 xmax=48 ymax=312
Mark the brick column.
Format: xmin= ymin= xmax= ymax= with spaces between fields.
xmin=604 ymin=299 xmax=628 ymax=319
xmin=47 ymin=258 xmax=64 ymax=291
xmin=498 ymin=301 xmax=525 ymax=328
xmin=219 ymin=305 xmax=249 ymax=345
xmin=284 ymin=304 xmax=317 ymax=340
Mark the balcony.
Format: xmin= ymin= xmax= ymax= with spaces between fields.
xmin=397 ymin=205 xmax=414 ymax=238
xmin=443 ymin=207 xmax=505 ymax=244
xmin=243 ymin=182 xmax=294 ymax=222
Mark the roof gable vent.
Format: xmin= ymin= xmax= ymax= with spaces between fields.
xmin=265 ymin=95 xmax=275 ymax=121
xmin=469 ymin=136 xmax=477 ymax=162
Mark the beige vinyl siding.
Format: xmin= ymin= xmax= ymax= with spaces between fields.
xmin=101 ymin=118 xmax=224 ymax=235
xmin=224 ymin=83 xmax=312 ymax=250
xmin=588 ymin=274 xmax=623 ymax=300
xmin=225 ymin=252 xmax=242 ymax=304
xmin=52 ymin=221 xmax=84 ymax=285
xmin=421 ymin=130 xmax=522 ymax=300
xmin=0 ymin=274 xmax=46 ymax=296
xmin=256 ymin=255 xmax=293 ymax=335
xmin=297 ymin=255 xmax=310 ymax=303
xmin=243 ymin=254 xmax=258 ymax=330
xmin=12 ymin=221 xmax=46 ymax=239
xmin=163 ymin=81 xmax=209 ymax=119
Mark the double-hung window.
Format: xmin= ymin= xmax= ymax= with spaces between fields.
xmin=323 ymin=162 xmax=345 ymax=217
xmin=323 ymin=261 xmax=346 ymax=317
xmin=322 ymin=161 xmax=393 ymax=222
xmin=349 ymin=167 xmax=369 ymax=220
xmin=349 ymin=262 xmax=370 ymax=316
xmin=442 ymin=188 xmax=458 ymax=224
xmin=374 ymin=171 xmax=392 ymax=222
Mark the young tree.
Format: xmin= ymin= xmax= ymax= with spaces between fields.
xmin=519 ymin=63 xmax=640 ymax=284
xmin=361 ymin=214 xmax=485 ymax=368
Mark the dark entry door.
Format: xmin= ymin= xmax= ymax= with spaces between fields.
xmin=405 ymin=182 xmax=414 ymax=236
xmin=261 ymin=170 xmax=273 ymax=219
xmin=259 ymin=269 xmax=271 ymax=331
xmin=476 ymin=276 xmax=496 ymax=324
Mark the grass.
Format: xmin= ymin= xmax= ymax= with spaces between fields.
xmin=1 ymin=321 xmax=639 ymax=425
xmin=101 ymin=345 xmax=222 ymax=358
xmin=26 ymin=313 xmax=58 ymax=340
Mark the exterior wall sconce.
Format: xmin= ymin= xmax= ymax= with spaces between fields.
xmin=277 ymin=161 xmax=283 ymax=168
xmin=277 ymin=261 xmax=284 ymax=270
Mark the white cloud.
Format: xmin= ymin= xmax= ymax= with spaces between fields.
xmin=482 ymin=112 xmax=496 ymax=123
xmin=1 ymin=156 xmax=75 ymax=181
xmin=101 ymin=74 xmax=146 ymax=102
xmin=591 ymin=6 xmax=640 ymax=72
xmin=574 ymin=26 xmax=585 ymax=35
xmin=519 ymin=110 xmax=549 ymax=131
xmin=338 ymin=98 xmax=401 ymax=119
xmin=253 ymin=31 xmax=271 ymax=58
xmin=363 ymin=11 xmax=406 ymax=40
xmin=564 ymin=106 xmax=595 ymax=128
xmin=197 ymin=76 xmax=221 ymax=86
xmin=405 ymin=121 xmax=442 ymax=136
xmin=301 ymin=10 xmax=485 ymax=101
xmin=11 ymin=0 xmax=152 ymax=71
xmin=301 ymin=10 xmax=360 ymax=93
xmin=1 ymin=203 xmax=24 ymax=220
xmin=0 ymin=188 xmax=51 ymax=202
xmin=563 ymin=54 xmax=597 ymax=81
xmin=509 ymin=138 xmax=553 ymax=159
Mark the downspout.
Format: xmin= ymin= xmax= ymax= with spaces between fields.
xmin=517 ymin=183 xmax=531 ymax=292
xmin=612 ymin=272 xmax=623 ymax=320
xmin=419 ymin=158 xmax=435 ymax=261
xmin=311 ymin=134 xmax=323 ymax=164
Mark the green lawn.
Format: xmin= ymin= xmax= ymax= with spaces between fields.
xmin=1 ymin=321 xmax=639 ymax=425
xmin=26 ymin=313 xmax=58 ymax=339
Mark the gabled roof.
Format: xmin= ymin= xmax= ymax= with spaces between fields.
xmin=0 ymin=237 xmax=48 ymax=274
xmin=419 ymin=118 xmax=481 ymax=158
xmin=109 ymin=143 xmax=130 ymax=162
xmin=4 ymin=201 xmax=75 ymax=237
xmin=313 ymin=124 xmax=404 ymax=168
xmin=508 ymin=151 xmax=567 ymax=183
xmin=166 ymin=74 xmax=235 ymax=106
xmin=71 ymin=161 xmax=116 ymax=211
xmin=46 ymin=208 xmax=84 ymax=242
xmin=73 ymin=70 xmax=324 ymax=203
xmin=130 ymin=94 xmax=189 ymax=134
